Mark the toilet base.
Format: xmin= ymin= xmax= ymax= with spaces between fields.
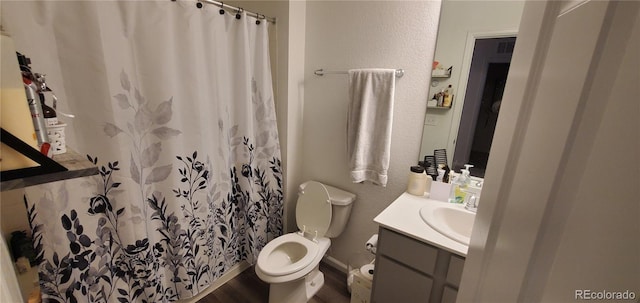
xmin=268 ymin=265 xmax=325 ymax=303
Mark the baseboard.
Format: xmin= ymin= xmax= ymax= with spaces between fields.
xmin=177 ymin=260 xmax=252 ymax=303
xmin=322 ymin=255 xmax=348 ymax=273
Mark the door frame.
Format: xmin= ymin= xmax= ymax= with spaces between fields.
xmin=446 ymin=30 xmax=518 ymax=166
xmin=452 ymin=37 xmax=515 ymax=171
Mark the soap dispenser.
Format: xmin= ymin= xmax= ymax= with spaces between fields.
xmin=448 ymin=164 xmax=473 ymax=203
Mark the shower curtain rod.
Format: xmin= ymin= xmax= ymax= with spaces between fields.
xmin=314 ymin=68 xmax=405 ymax=78
xmin=193 ymin=0 xmax=277 ymax=24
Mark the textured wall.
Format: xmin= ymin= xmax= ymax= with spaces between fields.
xmin=302 ymin=0 xmax=442 ymax=266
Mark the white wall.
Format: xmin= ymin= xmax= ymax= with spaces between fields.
xmin=419 ymin=0 xmax=524 ymax=164
xmin=302 ymin=1 xmax=441 ymax=265
xmin=283 ymin=1 xmax=306 ymax=233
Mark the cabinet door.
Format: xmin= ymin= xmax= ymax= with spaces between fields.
xmin=446 ymin=255 xmax=465 ymax=288
xmin=378 ymin=228 xmax=438 ymax=275
xmin=441 ymin=286 xmax=458 ymax=303
xmin=372 ymin=256 xmax=433 ymax=303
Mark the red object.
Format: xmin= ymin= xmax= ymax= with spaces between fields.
xmin=40 ymin=142 xmax=53 ymax=158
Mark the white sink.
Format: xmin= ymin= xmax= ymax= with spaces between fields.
xmin=419 ymin=202 xmax=476 ymax=245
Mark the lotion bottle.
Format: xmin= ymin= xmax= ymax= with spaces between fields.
xmin=407 ymin=166 xmax=428 ymax=196
xmin=443 ymin=84 xmax=453 ymax=108
xmin=437 ymin=89 xmax=444 ymax=107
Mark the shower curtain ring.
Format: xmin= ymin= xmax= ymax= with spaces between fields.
xmin=196 ymin=0 xmax=203 ymax=9
xmin=256 ymin=14 xmax=262 ymax=25
xmin=236 ymin=8 xmax=243 ymax=20
xmin=219 ymin=2 xmax=225 ymax=15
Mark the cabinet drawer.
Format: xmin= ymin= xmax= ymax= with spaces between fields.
xmin=446 ymin=254 xmax=465 ymax=287
xmin=372 ymin=255 xmax=433 ymax=303
xmin=378 ymin=228 xmax=438 ymax=275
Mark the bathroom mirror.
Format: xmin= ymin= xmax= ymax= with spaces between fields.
xmin=419 ymin=1 xmax=525 ymax=177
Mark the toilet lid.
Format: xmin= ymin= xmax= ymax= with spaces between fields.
xmin=296 ymin=181 xmax=332 ymax=237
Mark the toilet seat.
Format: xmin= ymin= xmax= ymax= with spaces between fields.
xmin=257 ymin=181 xmax=334 ymax=280
xmin=296 ymin=181 xmax=332 ymax=239
xmin=256 ymin=234 xmax=331 ymax=285
xmin=257 ymin=233 xmax=319 ymax=277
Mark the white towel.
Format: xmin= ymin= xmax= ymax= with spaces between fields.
xmin=347 ymin=69 xmax=396 ymax=187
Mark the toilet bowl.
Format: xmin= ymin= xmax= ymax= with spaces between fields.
xmin=255 ymin=181 xmax=356 ymax=303
xmin=256 ymin=233 xmax=330 ymax=284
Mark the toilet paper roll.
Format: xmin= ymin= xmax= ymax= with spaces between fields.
xmin=360 ymin=264 xmax=375 ymax=281
xmin=365 ymin=234 xmax=378 ymax=254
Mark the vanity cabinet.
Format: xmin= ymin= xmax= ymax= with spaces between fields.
xmin=371 ymin=227 xmax=465 ymax=303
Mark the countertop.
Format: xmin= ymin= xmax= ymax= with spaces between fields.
xmin=374 ymin=192 xmax=469 ymax=257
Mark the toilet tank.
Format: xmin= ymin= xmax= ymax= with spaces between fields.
xmin=298 ymin=181 xmax=356 ymax=238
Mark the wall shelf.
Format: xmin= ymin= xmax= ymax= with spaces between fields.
xmin=427 ymin=105 xmax=452 ymax=110
xmin=1 ymin=148 xmax=98 ymax=191
xmin=1 ymin=128 xmax=98 ymax=191
xmin=431 ymin=66 xmax=453 ymax=79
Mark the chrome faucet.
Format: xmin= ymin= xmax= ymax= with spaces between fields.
xmin=464 ymin=191 xmax=479 ymax=213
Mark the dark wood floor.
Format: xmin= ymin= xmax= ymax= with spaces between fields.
xmin=198 ymin=262 xmax=351 ymax=303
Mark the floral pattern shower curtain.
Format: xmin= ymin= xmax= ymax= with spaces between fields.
xmin=2 ymin=1 xmax=282 ymax=302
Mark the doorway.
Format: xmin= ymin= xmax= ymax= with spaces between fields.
xmin=452 ymin=37 xmax=516 ymax=177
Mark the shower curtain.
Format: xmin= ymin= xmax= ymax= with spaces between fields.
xmin=2 ymin=1 xmax=282 ymax=302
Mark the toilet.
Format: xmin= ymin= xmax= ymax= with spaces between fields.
xmin=255 ymin=181 xmax=356 ymax=303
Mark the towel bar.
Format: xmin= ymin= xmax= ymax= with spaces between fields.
xmin=314 ymin=68 xmax=404 ymax=78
